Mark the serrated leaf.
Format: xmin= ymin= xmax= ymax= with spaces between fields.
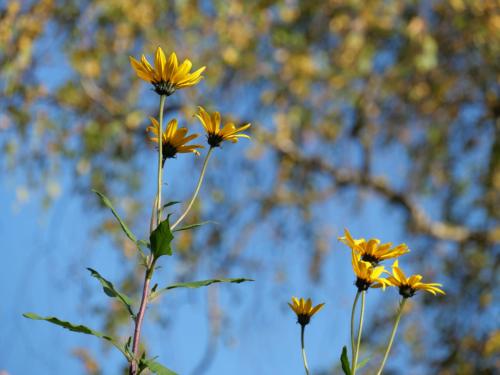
xmin=150 ymin=216 xmax=174 ymax=258
xmin=140 ymin=359 xmax=177 ymax=375
xmin=93 ymin=189 xmax=137 ymax=243
xmin=87 ymin=268 xmax=134 ymax=317
xmin=150 ymin=278 xmax=253 ymax=301
xmin=340 ymin=346 xmax=352 ymax=375
xmin=23 ymin=313 xmax=128 ymax=359
xmin=172 ymin=221 xmax=214 ymax=232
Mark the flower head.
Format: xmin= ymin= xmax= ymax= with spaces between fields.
xmin=288 ymin=297 xmax=324 ymax=326
xmin=351 ymin=252 xmax=391 ymax=291
xmin=147 ymin=117 xmax=203 ymax=164
xmin=195 ymin=106 xmax=251 ymax=148
xmin=339 ymin=228 xmax=409 ymax=265
xmin=386 ymin=260 xmax=445 ymax=298
xmin=130 ymin=47 xmax=206 ymax=96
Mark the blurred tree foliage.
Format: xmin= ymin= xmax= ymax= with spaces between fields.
xmin=1 ymin=0 xmax=499 ymax=373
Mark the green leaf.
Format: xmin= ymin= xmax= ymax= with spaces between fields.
xmin=340 ymin=346 xmax=352 ymax=375
xmin=87 ymin=268 xmax=134 ymax=317
xmin=150 ymin=216 xmax=174 ymax=258
xmin=356 ymin=356 xmax=371 ymax=370
xmin=172 ymin=221 xmax=214 ymax=232
xmin=92 ymin=189 xmax=137 ymax=243
xmin=139 ymin=359 xmax=177 ymax=375
xmin=23 ymin=313 xmax=128 ymax=359
xmin=163 ymin=201 xmax=180 ymax=209
xmin=150 ymin=278 xmax=253 ymax=301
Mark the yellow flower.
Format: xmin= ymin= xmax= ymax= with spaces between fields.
xmin=351 ymin=252 xmax=391 ymax=291
xmin=130 ymin=47 xmax=206 ymax=96
xmin=288 ymin=297 xmax=325 ymax=326
xmin=147 ymin=117 xmax=203 ymax=164
xmin=386 ymin=260 xmax=445 ymax=298
xmin=195 ymin=106 xmax=251 ymax=147
xmin=339 ymin=228 xmax=409 ymax=265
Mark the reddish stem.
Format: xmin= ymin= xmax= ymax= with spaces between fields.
xmin=128 ymin=258 xmax=156 ymax=375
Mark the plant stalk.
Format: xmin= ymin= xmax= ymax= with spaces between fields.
xmin=352 ymin=291 xmax=366 ymax=375
xmin=156 ymin=95 xmax=166 ymax=226
xmin=171 ymin=147 xmax=213 ymax=230
xmin=350 ymin=291 xmax=360 ymax=368
xmin=376 ymin=298 xmax=406 ymax=375
xmin=301 ymin=324 xmax=310 ymax=375
xmin=128 ymin=95 xmax=166 ymax=374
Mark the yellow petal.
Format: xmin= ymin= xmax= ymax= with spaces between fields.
xmin=155 ymin=47 xmax=167 ymax=81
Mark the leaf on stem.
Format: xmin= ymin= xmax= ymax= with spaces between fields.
xmin=87 ymin=267 xmax=135 ymax=317
xmin=139 ymin=359 xmax=178 ymax=375
xmin=150 ymin=215 xmax=174 ymax=258
xmin=172 ymin=221 xmax=215 ymax=232
xmin=340 ymin=346 xmax=352 ymax=375
xmin=356 ymin=356 xmax=371 ymax=371
xmin=92 ymin=189 xmax=137 ymax=243
xmin=163 ymin=201 xmax=180 ymax=209
xmin=22 ymin=313 xmax=128 ymax=359
xmin=149 ymin=278 xmax=253 ymax=301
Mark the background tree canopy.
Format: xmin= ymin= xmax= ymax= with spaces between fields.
xmin=1 ymin=0 xmax=498 ymax=374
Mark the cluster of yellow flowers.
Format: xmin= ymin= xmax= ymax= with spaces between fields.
xmin=289 ymin=229 xmax=444 ymax=325
xmin=340 ymin=228 xmax=445 ymax=297
xmin=288 ymin=229 xmax=445 ymax=375
xmin=130 ymin=47 xmax=251 ymax=162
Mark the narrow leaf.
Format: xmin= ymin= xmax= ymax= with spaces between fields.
xmin=23 ymin=313 xmax=128 ymax=358
xmin=340 ymin=346 xmax=352 ymax=375
xmin=93 ymin=189 xmax=137 ymax=243
xmin=150 ymin=216 xmax=174 ymax=258
xmin=356 ymin=356 xmax=371 ymax=370
xmin=173 ymin=221 xmax=214 ymax=232
xmin=140 ymin=359 xmax=177 ymax=375
xmin=87 ymin=268 xmax=134 ymax=317
xmin=150 ymin=278 xmax=253 ymax=301
xmin=163 ymin=201 xmax=180 ymax=209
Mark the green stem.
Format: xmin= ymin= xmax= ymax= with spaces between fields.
xmin=352 ymin=291 xmax=366 ymax=375
xmin=301 ymin=324 xmax=310 ymax=375
xmin=376 ymin=298 xmax=406 ymax=375
xmin=156 ymin=95 xmax=166 ymax=227
xmin=350 ymin=291 xmax=360 ymax=368
xmin=149 ymin=195 xmax=157 ymax=235
xmin=171 ymin=147 xmax=213 ymax=230
xmin=128 ymin=95 xmax=165 ymax=375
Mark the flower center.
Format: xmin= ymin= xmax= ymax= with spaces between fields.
xmin=399 ymin=285 xmax=416 ymax=299
xmin=361 ymin=253 xmax=380 ymax=266
xmin=297 ymin=314 xmax=311 ymax=326
xmin=162 ymin=142 xmax=178 ymax=165
xmin=153 ymin=80 xmax=176 ymax=96
xmin=355 ymin=277 xmax=371 ymax=291
xmin=207 ymin=132 xmax=225 ymax=148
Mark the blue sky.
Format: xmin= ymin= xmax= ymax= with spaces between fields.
xmin=0 ymin=154 xmax=416 ymax=375
xmin=0 ymin=13 xmax=445 ymax=374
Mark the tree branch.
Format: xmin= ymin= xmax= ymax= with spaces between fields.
xmin=268 ymin=136 xmax=498 ymax=244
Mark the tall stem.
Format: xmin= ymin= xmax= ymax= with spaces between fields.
xmin=129 ymin=259 xmax=156 ymax=374
xmin=350 ymin=291 xmax=360 ymax=367
xmin=376 ymin=298 xmax=406 ymax=375
xmin=352 ymin=291 xmax=366 ymax=375
xmin=156 ymin=95 xmax=166 ymax=226
xmin=171 ymin=147 xmax=213 ymax=230
xmin=301 ymin=324 xmax=310 ymax=375
xmin=128 ymin=95 xmax=166 ymax=375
